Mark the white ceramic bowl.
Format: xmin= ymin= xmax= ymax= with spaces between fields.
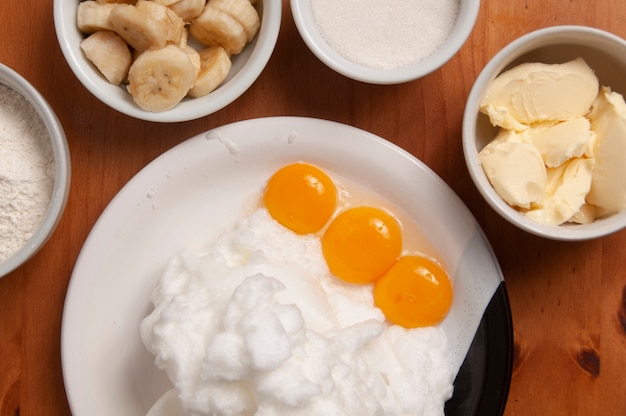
xmin=53 ymin=0 xmax=281 ymax=123
xmin=291 ymin=0 xmax=480 ymax=84
xmin=0 ymin=63 xmax=71 ymax=278
xmin=463 ymin=25 xmax=626 ymax=241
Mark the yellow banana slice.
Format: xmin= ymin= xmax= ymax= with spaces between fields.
xmin=150 ymin=0 xmax=179 ymax=6
xmin=109 ymin=0 xmax=184 ymax=52
xmin=95 ymin=0 xmax=137 ymax=4
xmin=189 ymin=4 xmax=247 ymax=55
xmin=188 ymin=46 xmax=232 ymax=98
xmin=76 ymin=0 xmax=263 ymax=112
xmin=80 ymin=30 xmax=132 ymax=86
xmin=136 ymin=0 xmax=187 ymax=44
xmin=178 ymin=28 xmax=201 ymax=77
xmin=76 ymin=1 xmax=116 ymax=34
xmin=127 ymin=44 xmax=196 ymax=112
xmin=208 ymin=0 xmax=260 ymax=41
xmin=168 ymin=0 xmax=207 ymax=22
xmin=183 ymin=46 xmax=202 ymax=78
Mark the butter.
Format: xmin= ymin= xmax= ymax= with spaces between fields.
xmin=569 ymin=203 xmax=597 ymax=225
xmin=478 ymin=57 xmax=626 ymax=226
xmin=479 ymin=140 xmax=546 ymax=209
xmin=525 ymin=158 xmax=594 ymax=225
xmin=524 ymin=117 xmax=594 ymax=168
xmin=480 ymin=58 xmax=599 ymax=131
xmin=586 ymin=87 xmax=626 ymax=213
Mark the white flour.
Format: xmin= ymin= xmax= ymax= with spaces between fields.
xmin=311 ymin=0 xmax=460 ymax=69
xmin=0 ymin=84 xmax=55 ymax=263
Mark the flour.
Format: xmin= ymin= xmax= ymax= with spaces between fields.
xmin=0 ymin=83 xmax=55 ymax=263
xmin=311 ymin=0 xmax=460 ymax=69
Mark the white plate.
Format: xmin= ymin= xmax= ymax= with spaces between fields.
xmin=62 ymin=117 xmax=504 ymax=415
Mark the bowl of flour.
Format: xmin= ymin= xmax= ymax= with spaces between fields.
xmin=0 ymin=63 xmax=71 ymax=278
xmin=291 ymin=0 xmax=480 ymax=84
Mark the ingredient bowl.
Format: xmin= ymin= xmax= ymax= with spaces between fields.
xmin=463 ymin=25 xmax=626 ymax=240
xmin=53 ymin=0 xmax=281 ymax=122
xmin=291 ymin=0 xmax=480 ymax=84
xmin=0 ymin=63 xmax=71 ymax=278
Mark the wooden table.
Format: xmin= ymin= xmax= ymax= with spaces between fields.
xmin=1 ymin=1 xmax=625 ymax=415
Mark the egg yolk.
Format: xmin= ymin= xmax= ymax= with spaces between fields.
xmin=263 ymin=162 xmax=337 ymax=234
xmin=373 ymin=255 xmax=452 ymax=328
xmin=322 ymin=206 xmax=402 ymax=284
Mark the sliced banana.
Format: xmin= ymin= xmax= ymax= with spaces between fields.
xmin=76 ymin=1 xmax=116 ymax=34
xmin=127 ymin=44 xmax=196 ymax=112
xmin=168 ymin=0 xmax=207 ymax=22
xmin=189 ymin=4 xmax=247 ymax=55
xmin=109 ymin=0 xmax=184 ymax=52
xmin=80 ymin=30 xmax=132 ymax=86
xmin=95 ymin=0 xmax=137 ymax=4
xmin=188 ymin=46 xmax=231 ymax=98
xmin=136 ymin=0 xmax=187 ymax=45
xmin=184 ymin=48 xmax=202 ymax=78
xmin=178 ymin=28 xmax=201 ymax=76
xmin=208 ymin=0 xmax=260 ymax=41
xmin=149 ymin=0 xmax=179 ymax=6
xmin=76 ymin=0 xmax=262 ymax=112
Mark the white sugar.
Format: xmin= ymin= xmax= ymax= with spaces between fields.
xmin=311 ymin=0 xmax=460 ymax=69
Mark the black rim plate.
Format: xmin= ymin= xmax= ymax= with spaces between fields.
xmin=445 ymin=282 xmax=513 ymax=415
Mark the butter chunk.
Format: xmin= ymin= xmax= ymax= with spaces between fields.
xmin=480 ymin=58 xmax=599 ymax=131
xmin=479 ymin=140 xmax=546 ymax=209
xmin=524 ymin=117 xmax=594 ymax=168
xmin=525 ymin=158 xmax=594 ymax=225
xmin=569 ymin=203 xmax=597 ymax=225
xmin=586 ymin=87 xmax=626 ymax=213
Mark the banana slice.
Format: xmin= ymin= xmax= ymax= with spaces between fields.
xmin=96 ymin=0 xmax=137 ymax=4
xmin=127 ymin=44 xmax=196 ymax=112
xmin=183 ymin=47 xmax=202 ymax=78
xmin=178 ymin=28 xmax=202 ymax=76
xmin=208 ymin=0 xmax=260 ymax=41
xmin=76 ymin=1 xmax=116 ymax=34
xmin=136 ymin=0 xmax=187 ymax=44
xmin=150 ymin=0 xmax=179 ymax=6
xmin=188 ymin=46 xmax=231 ymax=98
xmin=109 ymin=0 xmax=184 ymax=52
xmin=80 ymin=30 xmax=132 ymax=86
xmin=189 ymin=4 xmax=247 ymax=55
xmin=168 ymin=0 xmax=207 ymax=22
xmin=179 ymin=25 xmax=190 ymax=46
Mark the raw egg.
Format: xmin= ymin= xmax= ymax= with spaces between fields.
xmin=321 ymin=206 xmax=402 ymax=284
xmin=373 ymin=255 xmax=453 ymax=328
xmin=263 ymin=162 xmax=337 ymax=234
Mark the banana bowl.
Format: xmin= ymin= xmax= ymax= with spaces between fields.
xmin=291 ymin=0 xmax=480 ymax=84
xmin=53 ymin=0 xmax=281 ymax=123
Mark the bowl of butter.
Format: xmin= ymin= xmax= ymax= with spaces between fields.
xmin=463 ymin=25 xmax=626 ymax=240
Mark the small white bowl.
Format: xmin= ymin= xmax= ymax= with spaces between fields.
xmin=463 ymin=25 xmax=626 ymax=241
xmin=0 ymin=63 xmax=71 ymax=278
xmin=291 ymin=0 xmax=480 ymax=84
xmin=53 ymin=0 xmax=281 ymax=123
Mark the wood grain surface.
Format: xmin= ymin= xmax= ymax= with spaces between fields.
xmin=1 ymin=1 xmax=626 ymax=415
